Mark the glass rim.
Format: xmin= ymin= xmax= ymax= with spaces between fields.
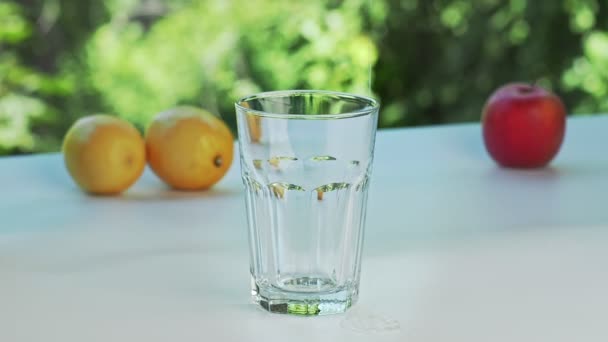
xmin=235 ymin=90 xmax=379 ymax=119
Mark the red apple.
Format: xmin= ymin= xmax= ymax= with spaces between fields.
xmin=482 ymin=83 xmax=566 ymax=168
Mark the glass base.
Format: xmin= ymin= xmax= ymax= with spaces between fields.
xmin=251 ymin=276 xmax=358 ymax=316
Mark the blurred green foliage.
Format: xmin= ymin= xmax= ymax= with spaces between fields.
xmin=1 ymin=0 xmax=607 ymax=155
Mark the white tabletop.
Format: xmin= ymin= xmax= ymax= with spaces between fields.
xmin=1 ymin=116 xmax=607 ymax=341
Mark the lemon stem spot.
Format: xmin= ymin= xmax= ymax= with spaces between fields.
xmin=214 ymin=155 xmax=223 ymax=167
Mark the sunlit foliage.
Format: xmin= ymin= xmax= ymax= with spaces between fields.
xmin=1 ymin=0 xmax=607 ymax=155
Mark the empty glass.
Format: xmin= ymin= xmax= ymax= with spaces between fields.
xmin=235 ymin=90 xmax=379 ymax=315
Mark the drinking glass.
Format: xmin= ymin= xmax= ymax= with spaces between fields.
xmin=235 ymin=90 xmax=379 ymax=315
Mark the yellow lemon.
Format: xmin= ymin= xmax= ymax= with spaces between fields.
xmin=62 ymin=115 xmax=146 ymax=195
xmin=145 ymin=106 xmax=234 ymax=190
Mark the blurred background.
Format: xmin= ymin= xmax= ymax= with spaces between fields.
xmin=1 ymin=0 xmax=607 ymax=156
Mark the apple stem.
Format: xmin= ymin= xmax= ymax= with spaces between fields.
xmin=517 ymin=84 xmax=535 ymax=94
